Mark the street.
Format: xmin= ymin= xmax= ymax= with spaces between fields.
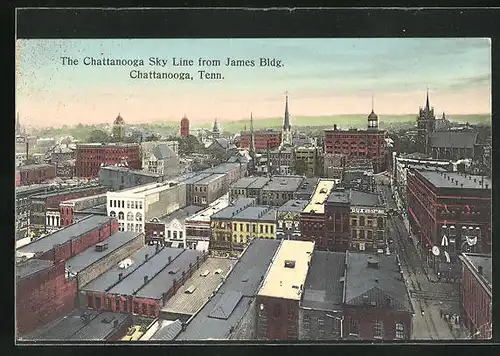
xmin=374 ymin=173 xmax=466 ymax=340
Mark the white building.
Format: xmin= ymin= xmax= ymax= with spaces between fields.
xmin=106 ymin=181 xmax=187 ymax=233
xmin=142 ymin=143 xmax=181 ymax=177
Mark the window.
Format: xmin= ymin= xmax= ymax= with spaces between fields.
xmin=87 ymin=295 xmax=94 ymax=308
xmin=127 ymin=212 xmax=134 ymax=221
xmin=133 ymin=302 xmax=139 ymax=314
xmin=240 ymin=223 xmax=243 ymax=231
xmin=95 ymin=296 xmax=102 ymax=310
xmin=118 ymin=212 xmax=124 ymax=220
xmin=105 ymin=298 xmax=111 ymax=310
xmin=109 ymin=200 xmax=113 ymax=208
xmin=121 ymin=200 xmax=125 ymax=209
xmin=142 ymin=303 xmax=147 ymax=316
xmin=179 ymin=231 xmax=183 ymax=239
xmin=136 ymin=212 xmax=142 ymax=221
xmin=150 ymin=304 xmax=156 ymax=317
xmin=127 ymin=201 xmax=131 ymax=208
xmin=139 ymin=201 xmax=143 ymax=209
xmin=270 ymin=225 xmax=274 ymax=234
xmin=377 ymin=217 xmax=384 ymax=228
xmin=274 ymin=304 xmax=281 ymax=318
xmin=260 ymin=225 xmax=263 ymax=233
xmin=303 ymin=315 xmax=310 ymax=329
xmin=115 ymin=298 xmax=121 ymax=311
xmin=352 ymin=229 xmax=357 ymax=238
xmin=395 ymin=322 xmax=405 ymax=339
xmin=351 ymin=219 xmax=357 ymax=226
xmin=318 ymin=317 xmax=324 ymax=326
xmin=359 ymin=216 xmax=365 ymax=226
xmin=246 ymin=223 xmax=249 ymax=232
xmin=173 ymin=231 xmax=178 ymax=239
xmin=373 ymin=320 xmax=384 ymax=338
xmin=367 ymin=230 xmax=373 ymax=239
xmin=167 ymin=230 xmax=171 ymax=238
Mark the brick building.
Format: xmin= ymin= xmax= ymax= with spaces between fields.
xmin=294 ymin=146 xmax=322 ymax=177
xmin=16 ymin=184 xmax=57 ymax=237
xmin=229 ymin=176 xmax=270 ymax=203
xmin=239 ymin=129 xmax=281 ymax=153
xmin=458 ymin=253 xmax=492 ymax=339
xmin=260 ymin=175 xmax=305 ymax=206
xmin=256 ymin=240 xmax=315 ymax=340
xmin=343 ymin=158 xmax=375 ymax=193
xmin=180 ymin=115 xmax=190 ymax=137
xmin=407 ymin=170 xmax=492 ymax=274
xmin=59 ymin=193 xmax=107 ymax=227
xmin=16 ymin=259 xmax=78 ymax=336
xmin=324 ymin=189 xmax=351 ymax=251
xmin=299 ymin=179 xmax=336 ymax=250
xmin=276 ymin=199 xmax=309 ymax=240
xmin=17 ymin=164 xmax=56 ymax=186
xmin=268 ymin=148 xmax=294 ymax=175
xmin=191 ymin=173 xmax=227 ymax=206
xmin=324 ymin=108 xmax=387 ymax=173
xmin=75 ymin=143 xmax=141 ymax=178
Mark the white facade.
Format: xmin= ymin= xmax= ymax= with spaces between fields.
xmin=143 ymin=155 xmax=165 ymax=175
xmin=45 ymin=210 xmax=61 ymax=232
xmin=165 ymin=218 xmax=186 ymax=248
xmin=107 ymin=192 xmax=145 ymax=233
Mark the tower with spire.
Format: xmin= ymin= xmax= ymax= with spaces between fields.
xmin=367 ymin=95 xmax=379 ymax=131
xmin=112 ymin=113 xmax=126 ymax=142
xmin=248 ymin=113 xmax=257 ymax=174
xmin=416 ymin=88 xmax=436 ymax=154
xmin=15 ymin=112 xmax=22 ymax=136
xmin=212 ymin=117 xmax=220 ymax=138
xmin=281 ymin=92 xmax=293 ymax=147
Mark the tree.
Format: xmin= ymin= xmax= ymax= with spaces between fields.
xmin=294 ymin=159 xmax=308 ymax=176
xmin=87 ymin=129 xmax=110 ymax=143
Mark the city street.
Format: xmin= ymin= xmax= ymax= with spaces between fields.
xmin=374 ymin=173 xmax=465 ymax=340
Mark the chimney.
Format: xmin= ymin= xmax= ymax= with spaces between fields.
xmin=145 ymin=254 xmax=149 ymax=261
xmin=478 ymin=266 xmax=483 ymax=275
xmin=156 ymin=244 xmax=159 ymax=254
xmin=144 ymin=275 xmax=149 ymax=284
xmin=168 ymin=256 xmax=172 ymax=264
xmin=118 ymin=273 xmax=123 ymax=281
xmin=455 ymin=181 xmax=458 ymax=186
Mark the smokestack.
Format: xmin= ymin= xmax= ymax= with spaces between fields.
xmin=144 ymin=275 xmax=149 ymax=284
xmin=168 ymin=256 xmax=172 ymax=264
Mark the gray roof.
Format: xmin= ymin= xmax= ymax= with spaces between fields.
xmin=65 ymin=232 xmax=140 ymax=275
xmin=211 ymin=198 xmax=256 ymax=220
xmin=16 ymin=183 xmax=55 ymax=196
xmin=262 ymin=176 xmax=304 ymax=192
xmin=295 ymin=178 xmax=319 ymax=195
xmin=177 ymin=239 xmax=280 ymax=340
xmin=209 ymin=138 xmax=231 ymax=150
xmin=16 ymin=259 xmax=53 ymax=280
xmin=17 ymin=215 xmax=112 ymax=256
xmin=247 ymin=177 xmax=271 ymax=189
xmin=169 ymin=172 xmax=199 ymax=183
xmin=68 ymin=311 xmax=130 ymax=340
xmin=152 ymin=144 xmax=177 ymax=160
xmin=326 ymin=190 xmax=350 ymax=204
xmin=463 ymin=254 xmax=492 ymax=289
xmin=82 ymin=245 xmax=179 ymax=292
xmin=183 ymin=173 xmax=212 ymax=185
xmin=278 ymin=199 xmax=310 ymax=213
xmin=18 ymin=163 xmax=54 ymax=172
xmin=429 ymin=131 xmax=478 ymax=149
xmin=260 ymin=208 xmax=277 ymax=222
xmin=101 ymin=166 xmax=162 ymax=178
xmin=195 ymin=173 xmax=226 ymax=185
xmin=302 ymin=251 xmax=346 ymax=310
xmin=232 ymin=206 xmax=271 ymax=222
xmin=202 ymin=162 xmax=241 ymax=174
xmin=158 ymin=205 xmax=205 ymax=225
xmin=231 ymin=177 xmax=262 ymax=189
xmin=149 ymin=320 xmax=183 ymax=340
xmin=401 ymin=152 xmax=431 ymax=160
xmin=349 ymin=189 xmax=383 ymax=207
xmin=345 ymin=252 xmax=411 ymax=312
xmin=31 ymin=185 xmax=104 ymax=200
xmin=80 ymin=203 xmax=108 ymax=214
xmin=135 ymin=249 xmax=203 ymax=299
xmin=107 ymin=248 xmax=186 ymax=297
xmin=416 ymin=170 xmax=491 ymax=190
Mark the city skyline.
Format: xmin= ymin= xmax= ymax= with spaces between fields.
xmin=16 ymin=38 xmax=491 ymax=128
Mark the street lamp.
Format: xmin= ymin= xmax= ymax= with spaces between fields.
xmin=325 ymin=313 xmax=344 ymax=339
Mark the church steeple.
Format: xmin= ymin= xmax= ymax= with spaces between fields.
xmin=283 ymin=91 xmax=291 ymax=130
xmin=212 ymin=117 xmax=219 ymax=133
xmin=425 ymin=86 xmax=431 ymax=111
xmin=249 ymin=113 xmax=256 ymax=155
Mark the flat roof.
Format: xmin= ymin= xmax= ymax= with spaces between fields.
xmin=107 ymin=248 xmax=186 ymax=297
xmin=260 ymin=208 xmax=277 ymax=222
xmin=77 ymin=142 xmax=139 ymax=147
xmin=16 ymin=183 xmax=55 ymax=195
xmin=170 ymin=172 xmax=199 ymax=183
xmin=258 ymin=240 xmax=314 ymax=300
xmin=278 ymin=199 xmax=310 ymax=213
xmin=17 ymin=215 xmax=112 ymax=256
xmin=202 ymin=163 xmax=241 ymax=174
xmin=349 ymin=189 xmax=383 ymax=207
xmin=302 ymin=251 xmax=346 ymax=310
xmin=210 ymin=198 xmax=256 ymax=220
xmin=194 ymin=173 xmax=226 ymax=185
xmin=326 ymin=189 xmax=350 ymax=204
xmin=461 ymin=253 xmax=492 ymax=290
xmin=247 ymin=176 xmax=271 ymax=189
xmin=262 ymin=176 xmax=304 ymax=192
xmin=177 ymin=239 xmax=280 ymax=340
xmin=160 ymin=258 xmax=236 ymax=316
xmin=303 ymin=179 xmax=336 ymax=214
xmin=82 ymin=245 xmax=181 ymax=292
xmin=65 ymin=232 xmax=140 ymax=275
xmin=232 ymin=206 xmax=270 ymax=222
xmin=182 ymin=173 xmax=212 ymax=185
xmin=16 ymin=259 xmax=54 ymax=280
xmin=230 ymin=177 xmax=261 ymax=189
xmin=416 ymin=170 xmax=492 ymax=190
xmin=18 ymin=163 xmax=54 ymax=171
xmin=31 ymin=185 xmax=103 ymax=200
xmin=68 ymin=311 xmax=130 ymax=340
xmin=135 ymin=249 xmax=204 ymax=299
xmin=63 ymin=193 xmax=107 ymax=204
xmin=101 ymin=166 xmax=162 ymax=177
xmin=110 ymin=181 xmax=183 ymax=197
xmin=158 ymin=205 xmax=205 ymax=225
xmin=185 ymin=194 xmax=230 ymax=223
xmin=148 ymin=320 xmax=183 ymax=341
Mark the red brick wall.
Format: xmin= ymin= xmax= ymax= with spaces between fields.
xmin=325 ymin=204 xmax=351 ymax=251
xmin=299 ymin=213 xmax=327 ymax=249
xmin=239 ymin=132 xmax=281 ymax=152
xmin=59 ymin=205 xmax=74 ymax=226
xmin=16 ymin=171 xmax=21 ymax=187
xmin=46 ymin=186 xmax=107 ymax=209
xmin=255 ymin=295 xmax=300 ymax=340
xmin=16 ymin=261 xmax=78 ymax=336
xmin=343 ymin=305 xmax=412 ymax=340
xmin=75 ymin=145 xmax=141 ymax=178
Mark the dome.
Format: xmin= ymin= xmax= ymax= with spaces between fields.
xmin=114 ymin=113 xmax=125 ymax=125
xmin=368 ymin=110 xmax=378 ymax=119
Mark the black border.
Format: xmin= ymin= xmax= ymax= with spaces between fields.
xmin=9 ymin=6 xmax=500 ymax=355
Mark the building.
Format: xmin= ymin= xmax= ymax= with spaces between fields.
xmin=299 ymin=251 xmax=345 ymax=340
xmin=144 ymin=205 xmax=204 ymax=248
xmin=294 ymin=146 xmax=322 ymax=177
xmin=324 ymin=189 xmax=351 ymax=252
xmin=81 ymin=246 xmax=206 ymax=319
xmin=458 ymin=253 xmax=492 ymax=339
xmin=180 ymin=115 xmax=190 ymax=137
xmin=255 ymin=240 xmax=315 ymax=340
xmin=16 ymin=259 xmax=78 ymax=336
xmin=229 ymin=176 xmax=270 ymax=203
xmin=176 ymin=239 xmax=280 ymax=340
xmin=142 ymin=143 xmax=181 ymax=178
xmin=17 ymin=164 xmax=56 ymax=186
xmin=158 ymin=257 xmax=236 ymax=323
xmin=299 ymin=179 xmax=336 ymax=250
xmin=17 ymin=215 xmax=117 ymax=262
xmin=407 ymin=170 xmax=492 ymax=274
xmin=191 ymin=173 xmax=227 ymax=206
xmin=260 ymin=175 xmax=305 ymax=206
xmin=202 ymin=162 xmax=248 ymax=190
xmin=112 ymin=114 xmax=126 ymax=142
xmin=208 ymin=198 xmax=256 ymax=252
xmin=207 ymin=138 xmax=237 ymax=158
xmin=428 ymin=131 xmax=480 ymax=161
xmin=416 ymin=90 xmax=436 ymax=154
xmin=239 ymin=129 xmax=282 ymax=153
xmin=75 ymin=143 xmax=141 ymax=178
xmin=29 ymin=185 xmax=107 ymax=234
xmin=343 ymin=252 xmax=412 ymax=340
xmin=276 ymin=199 xmax=309 ymax=240
xmin=349 ymin=190 xmax=386 ymax=252
xmin=55 ymin=159 xmax=76 ymax=179
xmin=324 ymin=105 xmax=387 ymax=173
xmin=281 ymin=93 xmax=293 ymax=148
xmin=343 ymin=158 xmax=375 ymax=193
xmin=141 ymin=140 xmax=180 ymax=159
xmin=184 ymin=194 xmax=230 ymax=249
xmin=21 ymin=308 xmax=132 ymax=341
xmin=106 ymin=181 xmax=187 ymax=233
xmin=268 ymin=148 xmax=294 ymax=175
xmin=293 ymin=178 xmax=319 ymax=200
xmin=323 ymin=153 xmax=345 ymax=181
xmin=99 ymin=166 xmax=165 ymax=191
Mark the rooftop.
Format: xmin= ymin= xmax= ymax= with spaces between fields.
xmin=77 ymin=142 xmax=139 ymax=148
xmin=262 ymin=176 xmax=304 ymax=192
xmin=302 ymin=251 xmax=346 ymax=310
xmin=295 ymin=178 xmax=320 ymax=196
xmin=82 ymin=245 xmax=182 ymax=293
xmin=303 ymin=179 xmax=336 ymax=214
xmin=16 ymin=259 xmax=54 ymax=280
xmin=258 ymin=240 xmax=314 ymax=300
xmin=100 ymin=166 xmax=162 ymax=177
xmin=232 ymin=206 xmax=275 ymax=222
xmin=31 ymin=185 xmax=103 ymax=200
xmin=62 ymin=193 xmax=107 ymax=205
xmin=148 ymin=320 xmax=183 ymax=341
xmin=161 ymin=258 xmax=236 ymax=316
xmin=110 ymin=181 xmax=183 ymax=196
xmin=18 ymin=163 xmax=54 ymax=172
xmin=65 ymin=232 xmax=140 ymax=275
xmin=185 ymin=194 xmax=230 ymax=223
xmin=17 ymin=215 xmax=112 ymax=257
xmin=157 ymin=205 xmax=205 ymax=225
xmin=326 ymin=189 xmax=350 ymax=204
xmin=210 ymin=198 xmax=256 ymax=220
xmin=429 ymin=131 xmax=478 ymax=149
xmin=202 ymin=162 xmax=242 ymax=174
xmin=416 ymin=170 xmax=492 ymax=190
xmin=195 ymin=173 xmax=226 ymax=185
xmin=278 ymin=199 xmax=310 ymax=213
xmin=182 ymin=173 xmax=212 ymax=185
xmin=16 ymin=183 xmax=55 ymax=195
xmin=349 ymin=189 xmax=383 ymax=207
xmin=461 ymin=253 xmax=492 ymax=291
xmin=345 ymin=252 xmax=411 ymax=311
xmin=247 ymin=177 xmax=271 ymax=190
xmin=230 ymin=177 xmax=262 ymax=189
xmin=177 ymin=239 xmax=280 ymax=340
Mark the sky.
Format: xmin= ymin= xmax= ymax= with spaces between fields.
xmin=16 ymin=38 xmax=491 ymax=128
